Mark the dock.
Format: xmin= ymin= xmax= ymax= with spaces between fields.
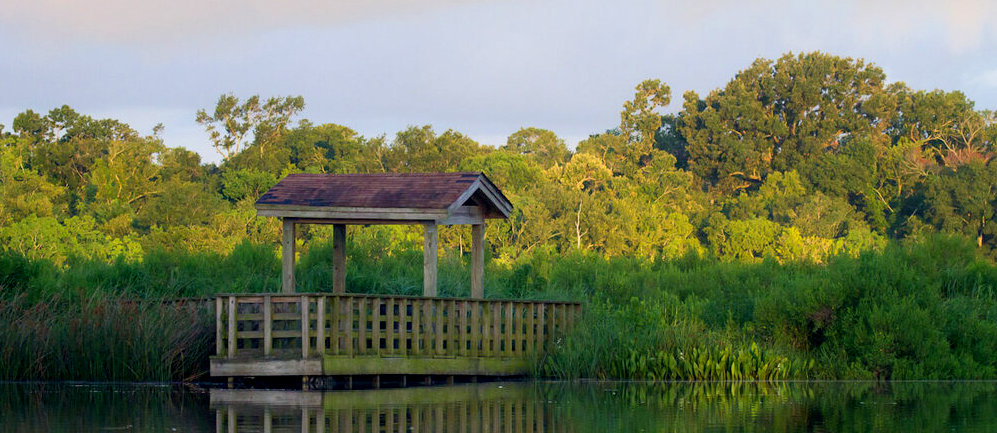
xmin=211 ymin=172 xmax=580 ymax=384
xmin=210 ymin=293 xmax=581 ymax=381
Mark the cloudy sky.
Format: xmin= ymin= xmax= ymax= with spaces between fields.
xmin=2 ymin=0 xmax=996 ymax=163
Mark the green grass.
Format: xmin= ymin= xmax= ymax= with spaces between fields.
xmin=0 ymin=295 xmax=212 ymax=382
xmin=1 ymin=234 xmax=996 ymax=381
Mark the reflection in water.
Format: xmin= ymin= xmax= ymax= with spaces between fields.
xmin=211 ymin=383 xmax=562 ymax=433
xmin=210 ymin=381 xmax=997 ymax=433
xmin=0 ymin=383 xmax=213 ymax=432
xmin=2 ymin=381 xmax=997 ymax=432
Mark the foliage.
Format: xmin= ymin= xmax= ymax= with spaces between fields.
xmin=3 ymin=51 xmax=997 ymax=382
xmin=0 ymin=296 xmax=212 ymax=382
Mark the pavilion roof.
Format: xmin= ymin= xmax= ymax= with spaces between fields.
xmin=255 ymin=172 xmax=512 ymax=224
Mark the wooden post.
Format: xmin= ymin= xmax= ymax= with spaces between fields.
xmin=316 ymin=296 xmax=326 ymax=355
xmin=263 ymin=295 xmax=272 ymax=356
xmin=282 ymin=218 xmax=297 ymax=294
xmin=215 ymin=297 xmax=223 ymax=356
xmin=301 ymin=296 xmax=309 ymax=358
xmin=227 ymin=296 xmax=237 ymax=359
xmin=423 ymin=223 xmax=438 ymax=297
xmin=332 ymin=224 xmax=346 ymax=294
xmin=471 ymin=223 xmax=484 ymax=299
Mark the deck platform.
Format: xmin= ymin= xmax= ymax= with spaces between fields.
xmin=210 ymin=294 xmax=580 ymax=380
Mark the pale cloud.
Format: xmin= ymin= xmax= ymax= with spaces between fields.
xmin=970 ymin=68 xmax=997 ymax=88
xmin=942 ymin=0 xmax=992 ymax=53
xmin=3 ymin=0 xmax=994 ymax=54
xmin=0 ymin=0 xmax=487 ymax=44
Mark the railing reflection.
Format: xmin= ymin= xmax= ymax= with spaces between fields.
xmin=211 ymin=383 xmax=566 ymax=433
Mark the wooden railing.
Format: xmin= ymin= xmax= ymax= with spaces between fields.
xmin=215 ymin=294 xmax=581 ymax=360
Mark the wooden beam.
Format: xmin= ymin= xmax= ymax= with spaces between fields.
xmin=289 ymin=218 xmax=430 ymax=226
xmin=471 ymin=223 xmax=484 ymax=299
xmin=423 ymin=223 xmax=438 ymax=297
xmin=258 ymin=205 xmax=448 ymax=221
xmin=332 ymin=224 xmax=346 ymax=294
xmin=281 ymin=218 xmax=296 ymax=294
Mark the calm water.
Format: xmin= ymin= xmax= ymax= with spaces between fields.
xmin=2 ymin=381 xmax=997 ymax=432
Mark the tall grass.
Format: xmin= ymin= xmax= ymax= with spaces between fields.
xmin=538 ymin=235 xmax=997 ymax=380
xmin=0 ymin=296 xmax=212 ymax=382
xmin=2 ymin=234 xmax=996 ymax=381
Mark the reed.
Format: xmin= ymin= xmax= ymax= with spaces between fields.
xmin=2 ymin=234 xmax=996 ymax=381
xmin=0 ymin=295 xmax=212 ymax=382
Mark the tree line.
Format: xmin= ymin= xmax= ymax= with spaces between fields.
xmin=2 ymin=51 xmax=996 ymax=266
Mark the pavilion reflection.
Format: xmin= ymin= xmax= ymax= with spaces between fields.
xmin=210 ymin=383 xmax=568 ymax=433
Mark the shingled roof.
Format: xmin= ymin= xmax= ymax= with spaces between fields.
xmin=256 ymin=172 xmax=512 ymax=225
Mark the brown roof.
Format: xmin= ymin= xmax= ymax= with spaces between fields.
xmin=255 ymin=172 xmax=512 ymax=223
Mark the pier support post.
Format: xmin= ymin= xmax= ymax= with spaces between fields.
xmin=471 ymin=223 xmax=484 ymax=299
xmin=332 ymin=224 xmax=346 ymax=294
xmin=282 ymin=218 xmax=296 ymax=294
xmin=423 ymin=223 xmax=438 ymax=297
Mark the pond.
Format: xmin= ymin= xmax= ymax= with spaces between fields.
xmin=2 ymin=381 xmax=996 ymax=432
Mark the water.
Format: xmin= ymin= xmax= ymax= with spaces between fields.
xmin=2 ymin=381 xmax=997 ymax=432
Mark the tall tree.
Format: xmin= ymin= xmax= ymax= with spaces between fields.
xmin=196 ymin=94 xmax=305 ymax=161
xmin=679 ymin=52 xmax=893 ymax=193
xmin=503 ymin=127 xmax=571 ymax=168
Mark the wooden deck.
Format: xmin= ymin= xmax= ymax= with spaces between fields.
xmin=210 ymin=294 xmax=581 ymax=379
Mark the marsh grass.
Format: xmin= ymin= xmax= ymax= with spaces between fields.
xmin=2 ymin=234 xmax=996 ymax=381
xmin=0 ymin=296 xmax=212 ymax=382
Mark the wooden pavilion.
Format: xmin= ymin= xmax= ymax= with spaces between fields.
xmin=256 ymin=172 xmax=513 ymax=298
xmin=209 ymin=171 xmax=580 ymax=385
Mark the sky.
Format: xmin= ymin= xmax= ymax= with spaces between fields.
xmin=2 ymin=0 xmax=997 ymax=163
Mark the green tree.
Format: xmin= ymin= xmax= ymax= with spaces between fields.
xmin=503 ymin=127 xmax=571 ymax=168
xmin=387 ymin=126 xmax=483 ymax=172
xmin=922 ymin=161 xmax=997 ymax=248
xmin=680 ymin=52 xmax=893 ymax=193
xmin=196 ymin=94 xmax=305 ymax=161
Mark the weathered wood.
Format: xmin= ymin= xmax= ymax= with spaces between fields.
xmin=263 ymin=295 xmax=272 ymax=356
xmin=281 ymin=219 xmax=296 ymax=294
xmin=526 ymin=303 xmax=536 ymax=356
xmin=386 ymin=297 xmax=396 ymax=354
xmin=211 ymin=293 xmax=580 ymax=378
xmin=505 ymin=301 xmax=514 ymax=356
xmin=211 ymin=358 xmax=323 ymax=377
xmin=470 ymin=301 xmax=480 ymax=357
xmin=435 ymin=300 xmax=444 ymax=356
xmin=301 ymin=296 xmax=309 ymax=358
xmin=491 ymin=302 xmax=500 ymax=356
xmin=373 ymin=296 xmax=382 ymax=355
xmin=259 ymin=208 xmax=448 ymax=221
xmin=440 ymin=206 xmax=485 ymax=226
xmin=316 ymin=296 xmax=326 ymax=355
xmin=215 ymin=297 xmax=223 ymax=356
xmin=423 ymin=223 xmax=438 ymax=297
xmin=471 ymin=223 xmax=484 ymax=299
xmin=345 ymin=296 xmax=354 ymax=356
xmin=422 ymin=299 xmax=433 ymax=356
xmin=332 ymin=224 xmax=346 ymax=294
xmin=227 ymin=296 xmax=237 ymax=359
xmin=537 ymin=303 xmax=546 ymax=352
xmin=358 ymin=297 xmax=367 ymax=355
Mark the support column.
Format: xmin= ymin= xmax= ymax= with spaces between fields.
xmin=282 ymin=218 xmax=297 ymax=294
xmin=423 ymin=223 xmax=438 ymax=297
xmin=333 ymin=224 xmax=346 ymax=294
xmin=471 ymin=223 xmax=484 ymax=299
